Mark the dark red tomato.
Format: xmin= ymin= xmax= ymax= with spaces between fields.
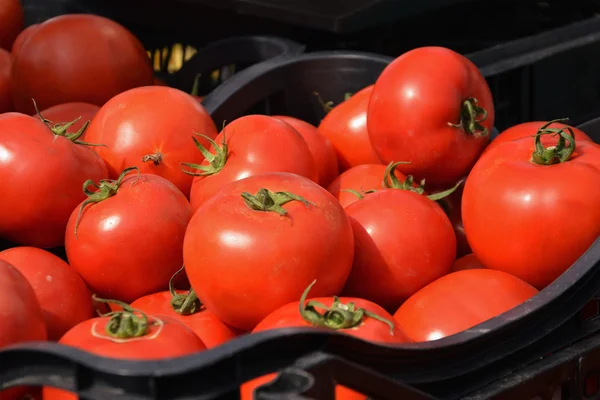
xmin=11 ymin=14 xmax=153 ymax=114
xmin=34 ymin=102 xmax=100 ymax=135
xmin=318 ymin=85 xmax=382 ymax=171
xmin=0 ymin=247 xmax=94 ymax=340
xmin=242 ymin=374 xmax=366 ymax=400
xmin=430 ymin=180 xmax=471 ymax=258
xmin=186 ymin=115 xmax=318 ymax=211
xmin=65 ymin=171 xmax=193 ymax=303
xmin=453 ymin=253 xmax=485 ymax=272
xmin=0 ymin=48 xmax=12 ymax=113
xmin=343 ymin=189 xmax=456 ymax=312
xmin=274 ymin=115 xmax=339 ymax=187
xmin=0 ymin=0 xmax=23 ymax=51
xmin=85 ymin=86 xmax=218 ymax=198
xmin=463 ymin=126 xmax=600 ymax=289
xmin=130 ymin=290 xmax=238 ymax=349
xmin=368 ymin=47 xmax=494 ymax=186
xmin=0 ymin=113 xmax=109 ymax=248
xmin=394 ymin=269 xmax=538 ymax=342
xmin=11 ymin=23 xmax=37 ymax=59
xmin=184 ymin=172 xmax=354 ymax=331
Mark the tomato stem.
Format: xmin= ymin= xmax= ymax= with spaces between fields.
xmin=381 ymin=161 xmax=462 ymax=201
xmin=447 ymin=97 xmax=489 ymax=137
xmin=169 ymin=265 xmax=203 ymax=315
xmin=180 ymin=132 xmax=228 ymax=176
xmin=299 ymin=280 xmax=395 ymax=335
xmin=142 ymin=153 xmax=163 ymax=165
xmin=313 ymin=92 xmax=335 ymax=114
xmin=92 ymin=295 xmax=149 ymax=338
xmin=341 ymin=188 xmax=375 ymax=201
xmin=530 ymin=119 xmax=576 ymax=165
xmin=426 ymin=179 xmax=464 ymax=202
xmin=241 ymin=188 xmax=314 ymax=216
xmin=73 ymin=167 xmax=140 ymax=239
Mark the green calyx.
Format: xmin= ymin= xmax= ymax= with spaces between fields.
xmin=313 ymin=92 xmax=354 ymax=114
xmin=448 ymin=97 xmax=489 ymax=137
xmin=169 ymin=265 xmax=203 ymax=315
xmin=530 ymin=118 xmax=576 ymax=165
xmin=381 ymin=161 xmax=462 ymax=201
xmin=299 ymin=280 xmax=395 ymax=335
xmin=241 ymin=188 xmax=314 ymax=216
xmin=180 ymin=132 xmax=228 ymax=176
xmin=92 ymin=295 xmax=149 ymax=339
xmin=74 ymin=167 xmax=140 ymax=239
xmin=341 ymin=188 xmax=376 ymax=201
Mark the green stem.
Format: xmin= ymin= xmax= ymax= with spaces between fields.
xmin=241 ymin=188 xmax=314 ymax=216
xmin=313 ymin=92 xmax=335 ymax=114
xmin=447 ymin=97 xmax=489 ymax=137
xmin=169 ymin=265 xmax=202 ymax=315
xmin=180 ymin=132 xmax=228 ymax=176
xmin=381 ymin=161 xmax=423 ymax=193
xmin=92 ymin=295 xmax=148 ymax=338
xmin=530 ymin=119 xmax=576 ymax=165
xmin=426 ymin=179 xmax=464 ymax=202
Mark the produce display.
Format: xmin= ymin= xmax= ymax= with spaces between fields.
xmin=1 ymin=4 xmax=599 ymax=400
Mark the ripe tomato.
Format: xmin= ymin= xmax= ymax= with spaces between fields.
xmin=463 ymin=124 xmax=600 ymax=289
xmin=184 ymin=172 xmax=354 ymax=331
xmin=11 ymin=14 xmax=153 ymax=114
xmin=368 ymin=47 xmax=494 ymax=186
xmin=0 ymin=48 xmax=12 ymax=113
xmin=274 ymin=115 xmax=339 ymax=187
xmin=318 ymin=86 xmax=381 ymax=171
xmin=343 ymin=189 xmax=456 ymax=312
xmin=11 ymin=23 xmax=37 ymax=59
xmin=186 ymin=115 xmax=318 ymax=210
xmin=0 ymin=0 xmax=23 ymax=51
xmin=242 ymin=374 xmax=365 ymax=400
xmin=453 ymin=253 xmax=485 ymax=272
xmin=0 ymin=247 xmax=93 ymax=340
xmin=394 ymin=269 xmax=538 ymax=342
xmin=84 ymin=86 xmax=218 ymax=197
xmin=65 ymin=169 xmax=193 ymax=303
xmin=34 ymin=102 xmax=100 ymax=135
xmin=0 ymin=113 xmax=108 ymax=248
xmin=43 ymin=303 xmax=206 ymax=400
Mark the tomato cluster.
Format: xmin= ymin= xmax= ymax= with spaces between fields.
xmin=1 ymin=7 xmax=600 ymax=400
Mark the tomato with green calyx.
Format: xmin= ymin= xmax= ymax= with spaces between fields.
xmin=394 ymin=269 xmax=538 ymax=342
xmin=33 ymin=102 xmax=100 ymax=137
xmin=130 ymin=266 xmax=238 ymax=348
xmin=183 ymin=172 xmax=354 ymax=332
xmin=463 ymin=122 xmax=600 ymax=289
xmin=452 ymin=253 xmax=485 ymax=272
xmin=65 ymin=167 xmax=193 ymax=303
xmin=0 ymin=109 xmax=108 ymax=248
xmin=183 ymin=115 xmax=318 ymax=210
xmin=368 ymin=47 xmax=494 ymax=186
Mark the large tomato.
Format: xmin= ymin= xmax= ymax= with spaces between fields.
xmin=84 ymin=86 xmax=218 ymax=197
xmin=185 ymin=115 xmax=318 ymax=210
xmin=0 ymin=247 xmax=94 ymax=340
xmin=0 ymin=113 xmax=109 ymax=248
xmin=11 ymin=24 xmax=37 ymax=59
xmin=343 ymin=189 xmax=456 ymax=312
xmin=367 ymin=47 xmax=494 ymax=186
xmin=11 ymin=14 xmax=153 ymax=114
xmin=274 ymin=115 xmax=339 ymax=187
xmin=35 ymin=102 xmax=100 ymax=135
xmin=0 ymin=0 xmax=23 ymax=51
xmin=318 ymin=86 xmax=381 ymax=171
xmin=463 ymin=123 xmax=600 ymax=289
xmin=43 ymin=304 xmax=206 ymax=400
xmin=394 ymin=269 xmax=538 ymax=342
xmin=0 ymin=48 xmax=12 ymax=113
xmin=65 ymin=169 xmax=193 ymax=303
xmin=184 ymin=172 xmax=354 ymax=331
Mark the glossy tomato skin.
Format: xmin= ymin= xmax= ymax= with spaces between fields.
xmin=0 ymin=48 xmax=12 ymax=113
xmin=274 ymin=115 xmax=339 ymax=187
xmin=463 ymin=136 xmax=600 ymax=289
xmin=318 ymin=85 xmax=381 ymax=171
xmin=343 ymin=189 xmax=456 ymax=312
xmin=0 ymin=247 xmax=93 ymax=341
xmin=35 ymin=102 xmax=100 ymax=135
xmin=0 ymin=113 xmax=109 ymax=248
xmin=0 ymin=0 xmax=23 ymax=51
xmin=11 ymin=14 xmax=153 ymax=114
xmin=452 ymin=253 xmax=485 ymax=272
xmin=65 ymin=173 xmax=193 ymax=303
xmin=130 ymin=290 xmax=238 ymax=348
xmin=367 ymin=47 xmax=494 ymax=186
xmin=394 ymin=269 xmax=538 ymax=342
xmin=188 ymin=115 xmax=318 ymax=210
xmin=11 ymin=23 xmax=37 ymax=59
xmin=184 ymin=172 xmax=354 ymax=331
xmin=84 ymin=86 xmax=218 ymax=197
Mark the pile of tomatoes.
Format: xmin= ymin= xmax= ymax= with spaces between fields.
xmin=1 ymin=2 xmax=600 ymax=400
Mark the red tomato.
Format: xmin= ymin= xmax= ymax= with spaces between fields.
xmin=184 ymin=172 xmax=354 ymax=331
xmin=186 ymin=115 xmax=318 ymax=210
xmin=274 ymin=115 xmax=339 ymax=187
xmin=11 ymin=23 xmax=37 ymax=59
xmin=394 ymin=269 xmax=538 ymax=342
xmin=11 ymin=14 xmax=153 ymax=114
xmin=0 ymin=247 xmax=93 ymax=341
xmin=0 ymin=48 xmax=12 ymax=113
xmin=242 ymin=374 xmax=365 ymax=400
xmin=318 ymin=86 xmax=381 ymax=171
xmin=343 ymin=189 xmax=456 ymax=312
xmin=367 ymin=47 xmax=494 ymax=186
xmin=84 ymin=86 xmax=218 ymax=197
xmin=43 ymin=306 xmax=206 ymax=400
xmin=463 ymin=125 xmax=600 ymax=289
xmin=65 ymin=170 xmax=193 ymax=303
xmin=34 ymin=102 xmax=100 ymax=135
xmin=0 ymin=0 xmax=23 ymax=51
xmin=430 ymin=180 xmax=471 ymax=258
xmin=130 ymin=289 xmax=238 ymax=348
xmin=0 ymin=113 xmax=109 ymax=248
xmin=453 ymin=253 xmax=485 ymax=272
